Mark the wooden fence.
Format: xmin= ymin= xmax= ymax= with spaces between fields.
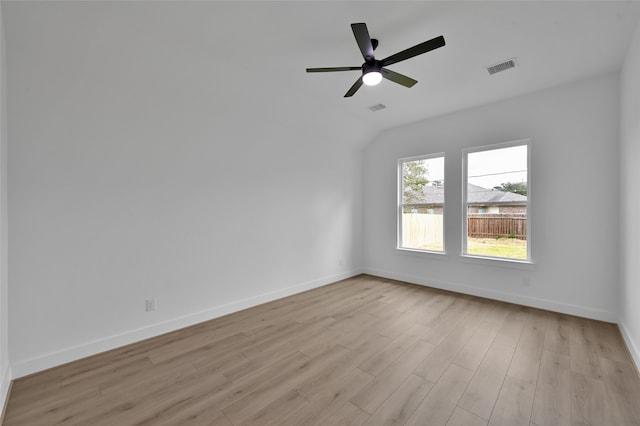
xmin=403 ymin=213 xmax=527 ymax=246
xmin=467 ymin=214 xmax=527 ymax=240
xmin=402 ymin=214 xmax=444 ymax=250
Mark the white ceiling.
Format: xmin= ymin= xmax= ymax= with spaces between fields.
xmin=5 ymin=1 xmax=640 ymax=142
xmin=254 ymin=0 xmax=640 ymax=132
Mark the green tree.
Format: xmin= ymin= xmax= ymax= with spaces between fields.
xmin=402 ymin=160 xmax=429 ymax=203
xmin=493 ymin=182 xmax=527 ymax=196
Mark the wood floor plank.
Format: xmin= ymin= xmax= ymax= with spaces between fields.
xmin=359 ymin=323 xmax=430 ymax=376
xmin=3 ymin=385 xmax=102 ymax=425
xmin=453 ymin=322 xmax=499 ymax=372
xmin=281 ymin=368 xmax=373 ymax=426
xmin=242 ymin=389 xmax=309 ymax=426
xmin=350 ymin=340 xmax=436 ymax=414
xmin=405 ymin=363 xmax=475 ymax=426
xmin=600 ymin=357 xmax=640 ymax=425
xmin=569 ymin=317 xmax=604 ymax=380
xmin=364 ymin=374 xmax=434 ymax=425
xmin=298 ymin=326 xmax=342 ymax=358
xmin=208 ymin=415 xmax=234 ymax=426
xmin=531 ymin=350 xmax=572 ymax=426
xmin=242 ymin=316 xmax=335 ymax=362
xmin=219 ymin=345 xmax=297 ymax=383
xmin=570 ymin=371 xmax=609 ymax=426
xmin=422 ymin=298 xmax=473 ymax=346
xmin=458 ymin=341 xmax=516 ymax=420
xmin=4 ymin=275 xmax=639 ymax=426
xmin=335 ymin=327 xmax=393 ymax=360
xmin=446 ymin=407 xmax=488 ymax=426
xmin=508 ymin=320 xmax=546 ymax=384
xmin=145 ymin=325 xmax=247 ymax=365
xmin=375 ymin=309 xmax=426 ymax=339
xmin=203 ymin=350 xmax=310 ymax=413
xmin=488 ymin=376 xmax=535 ymax=426
xmin=410 ymin=293 xmax=452 ymax=325
xmin=414 ymin=324 xmax=476 ymax=382
xmin=329 ymin=312 xmax=383 ymax=335
xmin=143 ymin=401 xmax=227 ymax=426
xmin=491 ymin=307 xmax=527 ymax=349
xmin=591 ymin=321 xmax=632 ymax=364
xmin=477 ymin=301 xmax=511 ymax=327
xmin=322 ymin=401 xmax=371 ymax=425
xmin=544 ymin=312 xmax=571 ymax=356
xmin=222 ymin=346 xmax=350 ymax=424
xmin=295 ymin=350 xmax=361 ymax=400
xmin=80 ymin=370 xmax=230 ymax=426
xmin=101 ymin=356 xmax=198 ymax=397
xmin=293 ymin=345 xmax=360 ymax=400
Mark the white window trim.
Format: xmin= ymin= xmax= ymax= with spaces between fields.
xmin=397 ymin=152 xmax=446 ymax=255
xmin=461 ymin=139 xmax=533 ymax=264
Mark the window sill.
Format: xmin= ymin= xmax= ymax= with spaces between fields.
xmin=459 ymin=254 xmax=536 ymax=270
xmin=396 ymin=247 xmax=449 ymax=260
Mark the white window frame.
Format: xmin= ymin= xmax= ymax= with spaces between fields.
xmin=397 ymin=152 xmax=446 ymax=254
xmin=462 ymin=139 xmax=531 ymax=263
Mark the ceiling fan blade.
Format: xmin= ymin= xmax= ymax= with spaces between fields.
xmin=381 ymin=35 xmax=445 ymax=67
xmin=381 ymin=68 xmax=418 ymax=88
xmin=351 ymin=23 xmax=375 ymax=61
xmin=344 ymin=77 xmax=363 ymax=97
xmin=306 ymin=67 xmax=361 ymax=73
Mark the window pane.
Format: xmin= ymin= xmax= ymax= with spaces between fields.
xmin=466 ymin=144 xmax=528 ymax=260
xmin=400 ymin=156 xmax=444 ymax=252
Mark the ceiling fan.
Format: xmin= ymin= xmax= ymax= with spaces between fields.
xmin=306 ymin=23 xmax=445 ymax=97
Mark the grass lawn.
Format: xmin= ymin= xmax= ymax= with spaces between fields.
xmin=414 ymin=237 xmax=526 ymax=259
xmin=467 ymin=237 xmax=527 ymax=259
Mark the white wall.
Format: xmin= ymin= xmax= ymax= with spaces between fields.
xmin=620 ymin=20 xmax=640 ymax=370
xmin=364 ymin=72 xmax=620 ymax=322
xmin=5 ymin=3 xmax=366 ymax=376
xmin=0 ymin=0 xmax=11 ymax=409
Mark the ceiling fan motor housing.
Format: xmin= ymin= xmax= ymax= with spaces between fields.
xmin=363 ymin=61 xmax=382 ymax=75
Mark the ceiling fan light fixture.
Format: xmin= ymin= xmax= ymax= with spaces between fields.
xmin=362 ymin=62 xmax=382 ymax=86
xmin=363 ymin=70 xmax=382 ymax=86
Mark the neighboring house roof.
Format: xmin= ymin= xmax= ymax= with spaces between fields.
xmin=422 ymin=185 xmax=445 ymax=204
xmin=406 ymin=183 xmax=526 ymax=205
xmin=467 ymin=184 xmax=527 ymax=204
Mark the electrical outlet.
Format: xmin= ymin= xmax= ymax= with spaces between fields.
xmin=145 ymin=298 xmax=157 ymax=312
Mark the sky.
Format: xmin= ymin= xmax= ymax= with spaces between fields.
xmin=417 ymin=144 xmax=527 ymax=190
xmin=467 ymin=145 xmax=527 ymax=189
xmin=422 ymin=156 xmax=445 ymax=183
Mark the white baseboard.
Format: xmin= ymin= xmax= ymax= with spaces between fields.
xmin=1 ymin=365 xmax=11 ymax=422
xmin=618 ymin=319 xmax=640 ymax=377
xmin=11 ymin=269 xmax=362 ymax=378
xmin=363 ymin=268 xmax=617 ymax=323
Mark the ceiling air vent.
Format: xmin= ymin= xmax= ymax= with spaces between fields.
xmin=485 ymin=58 xmax=517 ymax=75
xmin=369 ymin=103 xmax=386 ymax=112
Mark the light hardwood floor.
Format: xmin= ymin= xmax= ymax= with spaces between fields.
xmin=3 ymin=274 xmax=640 ymax=425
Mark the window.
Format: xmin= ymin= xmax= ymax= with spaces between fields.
xmin=398 ymin=154 xmax=445 ymax=252
xmin=463 ymin=141 xmax=530 ymax=261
